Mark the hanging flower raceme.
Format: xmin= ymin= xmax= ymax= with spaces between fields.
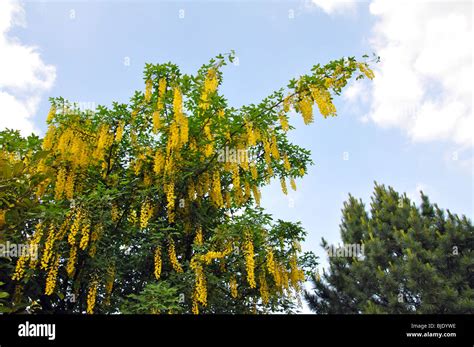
xmin=280 ymin=178 xmax=288 ymax=195
xmin=168 ymin=239 xmax=183 ymax=273
xmin=154 ymin=246 xmax=162 ymax=280
xmin=259 ymin=271 xmax=270 ymax=305
xmin=86 ymin=278 xmax=99 ymax=314
xmin=200 ymin=68 xmax=218 ymax=109
xmin=190 ymin=256 xmax=207 ymax=311
xmin=230 ymin=276 xmax=238 ymax=298
xmin=243 ymin=230 xmax=256 ymax=288
xmin=311 ymin=87 xmax=336 ymax=118
xmin=40 ymin=224 xmax=56 ymax=270
xmin=194 ymin=225 xmax=203 ymax=246
xmin=45 ymin=255 xmax=60 ymax=296
xmin=145 ymin=79 xmax=153 ymax=102
xmin=298 ymin=94 xmax=314 ymax=125
xmin=140 ymin=200 xmax=153 ymax=229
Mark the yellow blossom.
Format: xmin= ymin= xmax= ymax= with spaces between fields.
xmin=230 ymin=276 xmax=238 ymax=298
xmin=45 ymin=256 xmax=60 ymax=295
xmin=46 ymin=105 xmax=56 ymax=123
xmin=154 ymin=246 xmax=162 ymax=280
xmin=311 ymin=87 xmax=336 ymax=118
xmin=145 ymin=79 xmax=153 ymax=102
xmin=86 ymin=279 xmax=98 ymax=314
xmin=115 ymin=121 xmax=124 ymax=142
xmin=298 ymin=95 xmax=313 ymax=124
xmin=54 ymin=167 xmax=67 ymax=200
xmin=79 ymin=221 xmax=91 ymax=250
xmin=168 ymin=239 xmax=183 ymax=273
xmin=194 ymin=225 xmax=203 ymax=246
xmin=279 ymin=113 xmax=289 ymax=131
xmin=357 ymin=62 xmax=375 ymax=80
xmin=140 ymin=201 xmax=153 ymax=229
xmin=244 ymin=230 xmax=256 ymax=288
xmin=259 ymin=271 xmax=270 ymax=305
xmin=66 ymin=246 xmax=77 ymax=277
xmin=290 ymin=177 xmax=297 ymax=191
xmin=280 ymin=178 xmax=288 ymax=195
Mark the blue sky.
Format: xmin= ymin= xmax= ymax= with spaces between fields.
xmin=1 ymin=0 xmax=472 ymax=285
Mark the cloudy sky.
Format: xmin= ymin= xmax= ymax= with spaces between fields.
xmin=0 ymin=0 xmax=472 ymax=283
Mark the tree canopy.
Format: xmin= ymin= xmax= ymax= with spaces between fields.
xmin=0 ymin=52 xmax=374 ymax=314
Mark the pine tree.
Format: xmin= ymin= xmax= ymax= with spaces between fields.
xmin=305 ymin=183 xmax=474 ymax=314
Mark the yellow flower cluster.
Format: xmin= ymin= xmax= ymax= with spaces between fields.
xmin=279 ymin=114 xmax=289 ymax=131
xmin=190 ymin=257 xmax=207 ymax=311
xmin=0 ymin=209 xmax=5 ymax=227
xmin=153 ymin=78 xmax=167 ymax=132
xmin=270 ymin=134 xmax=280 ymax=160
xmin=153 ymin=150 xmax=164 ymax=175
xmin=200 ymin=69 xmax=218 ymax=109
xmin=171 ymin=87 xmax=189 ymax=146
xmin=145 ymin=79 xmax=153 ymax=102
xmin=168 ymin=239 xmax=183 ymax=273
xmin=46 ymin=105 xmax=56 ymax=123
xmin=128 ymin=209 xmax=138 ymax=225
xmin=140 ymin=201 xmax=153 ymax=229
xmin=200 ymin=245 xmax=232 ymax=265
xmin=12 ymin=255 xmax=27 ymax=281
xmin=111 ymin=204 xmax=120 ymax=222
xmin=289 ymin=254 xmax=305 ymax=291
xmin=106 ymin=267 xmax=115 ymax=294
xmin=243 ymin=231 xmax=256 ymax=288
xmin=79 ymin=221 xmax=91 ymax=250
xmin=194 ymin=225 xmax=203 ymax=246
xmin=45 ymin=256 xmax=60 ymax=295
xmin=29 ymin=222 xmax=45 ymax=269
xmin=203 ymin=122 xmax=213 ymax=157
xmin=40 ymin=224 xmax=56 ymax=270
xmin=298 ymin=95 xmax=313 ymax=125
xmin=65 ymin=170 xmax=75 ymax=200
xmin=280 ymin=178 xmax=288 ymax=195
xmin=266 ymin=247 xmax=276 ymax=278
xmin=54 ymin=167 xmax=67 ymax=200
xmin=154 ymin=246 xmax=162 ymax=280
xmin=67 ymin=246 xmax=77 ymax=277
xmin=283 ymin=154 xmax=291 ymax=172
xmin=86 ymin=279 xmax=98 ymax=314
xmin=115 ymin=121 xmax=124 ymax=142
xmin=165 ymin=182 xmax=175 ymax=223
xmin=68 ymin=209 xmax=82 ymax=245
xmin=357 ymin=62 xmax=375 ymax=80
xmin=246 ymin=121 xmax=256 ymax=146
xmin=230 ymin=276 xmax=238 ymax=298
xmin=88 ymin=224 xmax=102 ymax=257
xmin=311 ymin=87 xmax=336 ymax=118
xmin=210 ymin=171 xmax=224 ymax=207
xmin=251 ymin=185 xmax=261 ymax=206
xmin=250 ymin=164 xmax=258 ymax=181
xmin=259 ymin=271 xmax=270 ymax=305
xmin=290 ymin=177 xmax=297 ymax=191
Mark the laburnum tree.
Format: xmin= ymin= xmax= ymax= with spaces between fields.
xmin=0 ymin=52 xmax=374 ymax=314
xmin=305 ymin=183 xmax=474 ymax=314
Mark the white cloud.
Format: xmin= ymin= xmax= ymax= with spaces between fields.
xmin=366 ymin=0 xmax=473 ymax=147
xmin=310 ymin=0 xmax=357 ymax=14
xmin=0 ymin=0 xmax=56 ymax=136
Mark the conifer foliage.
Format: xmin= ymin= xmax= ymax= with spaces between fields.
xmin=305 ymin=184 xmax=474 ymax=314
